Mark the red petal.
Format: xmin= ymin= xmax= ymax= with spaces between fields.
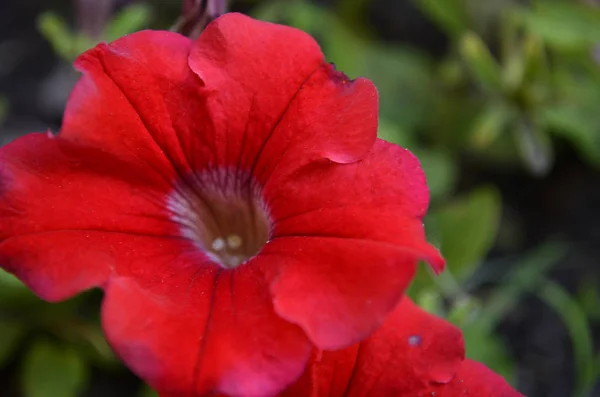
xmin=268 ymin=139 xmax=444 ymax=270
xmin=0 ymin=15 xmax=443 ymax=397
xmin=280 ymin=348 xmax=359 ymax=397
xmin=0 ymin=30 xmax=219 ymax=301
xmin=188 ymin=13 xmax=378 ymax=177
xmin=103 ymin=267 xmax=311 ymax=397
xmin=0 ymin=232 xmax=113 ymax=302
xmin=260 ymin=237 xmax=422 ymax=350
xmin=0 ymin=134 xmax=172 ymax=301
xmin=65 ymin=30 xmax=198 ymax=177
xmin=257 ymin=140 xmax=442 ymax=350
xmin=430 ymin=359 xmax=524 ymax=397
xmin=280 ymin=298 xmax=464 ymax=397
xmin=346 ymin=298 xmax=464 ymax=395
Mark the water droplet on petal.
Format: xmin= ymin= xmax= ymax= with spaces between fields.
xmin=408 ymin=335 xmax=422 ymax=346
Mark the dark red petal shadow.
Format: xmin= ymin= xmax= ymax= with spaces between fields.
xmin=280 ymin=347 xmax=359 ymax=397
xmin=189 ymin=13 xmax=378 ymax=181
xmin=103 ymin=267 xmax=311 ymax=397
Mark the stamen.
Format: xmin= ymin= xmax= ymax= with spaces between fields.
xmin=226 ymin=235 xmax=242 ymax=250
xmin=228 ymin=256 xmax=242 ymax=268
xmin=212 ymin=237 xmax=226 ymax=251
xmin=167 ymin=169 xmax=271 ymax=269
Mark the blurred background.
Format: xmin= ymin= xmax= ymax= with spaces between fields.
xmin=0 ymin=0 xmax=599 ymax=396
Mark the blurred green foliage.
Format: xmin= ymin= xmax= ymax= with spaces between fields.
xmin=21 ymin=339 xmax=88 ymax=397
xmin=37 ymin=3 xmax=152 ymax=61
xmin=0 ymin=0 xmax=594 ymax=396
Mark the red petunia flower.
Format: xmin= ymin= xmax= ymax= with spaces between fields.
xmin=278 ymin=298 xmax=524 ymax=397
xmin=0 ymin=13 xmax=443 ymax=397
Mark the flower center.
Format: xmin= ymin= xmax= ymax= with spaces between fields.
xmin=167 ymin=169 xmax=271 ymax=269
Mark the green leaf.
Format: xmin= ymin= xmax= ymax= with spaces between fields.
xmin=462 ymin=320 xmax=515 ymax=383
xmin=407 ymin=259 xmax=439 ymax=300
xmin=521 ymin=33 xmax=549 ymax=83
xmin=577 ymin=280 xmax=600 ymax=321
xmin=459 ymin=31 xmax=503 ymax=92
xmin=414 ymin=288 xmax=445 ymax=317
xmin=430 ymin=186 xmax=502 ymax=282
xmin=57 ymin=320 xmax=117 ymax=367
xmin=21 ymin=339 xmax=88 ymax=397
xmin=36 ymin=11 xmax=97 ymax=61
xmin=500 ymin=14 xmax=549 ymax=94
xmin=288 ymin=1 xmax=329 ymax=33
xmin=251 ymin=0 xmax=285 ymax=22
xmin=0 ymin=268 xmax=25 ymax=291
xmin=415 ymin=0 xmax=470 ymax=37
xmin=499 ymin=7 xmax=519 ymax=63
xmin=253 ymin=1 xmax=329 ymax=36
xmin=0 ymin=268 xmax=36 ymax=303
xmin=437 ymin=59 xmax=464 ymax=87
xmin=324 ymin=27 xmax=368 ymax=79
xmin=501 ymin=51 xmax=525 ymax=94
xmin=536 ymin=66 xmax=600 ymax=167
xmin=413 ymin=149 xmax=458 ymax=200
xmin=447 ymin=295 xmax=481 ymax=328
xmin=37 ymin=12 xmax=77 ymax=61
xmin=0 ymin=322 xmax=25 ymax=367
xmin=377 ymin=118 xmax=414 ymax=148
xmin=426 ymin=94 xmax=482 ymax=149
xmin=364 ymin=46 xmax=435 ymax=132
xmin=540 ymin=105 xmax=600 ymax=167
xmin=105 ymin=3 xmax=152 ymax=43
xmin=465 ymin=0 xmax=518 ymax=38
xmin=538 ymin=280 xmax=595 ymax=397
xmin=519 ymin=1 xmax=600 ymax=51
xmin=469 ymin=102 xmax=515 ymax=149
xmin=514 ymin=118 xmax=553 ymax=176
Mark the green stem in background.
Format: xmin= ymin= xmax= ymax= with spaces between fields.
xmin=480 ymin=242 xmax=567 ymax=332
xmin=538 ymin=280 xmax=596 ymax=397
xmin=432 ymin=267 xmax=464 ymax=300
